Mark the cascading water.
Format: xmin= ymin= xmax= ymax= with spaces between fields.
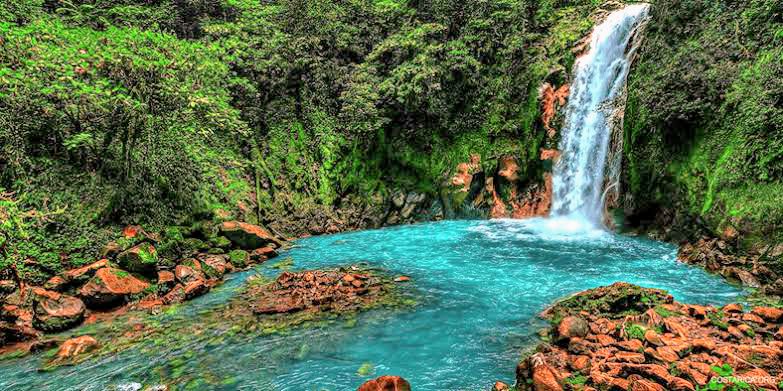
xmin=551 ymin=4 xmax=650 ymax=226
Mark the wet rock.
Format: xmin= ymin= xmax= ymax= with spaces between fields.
xmin=183 ymin=279 xmax=210 ymax=300
xmin=44 ymin=276 xmax=68 ymax=292
xmin=55 ymin=335 xmax=98 ymax=360
xmin=117 ymin=243 xmax=158 ymax=276
xmin=543 ymin=282 xmax=672 ymax=321
xmin=492 ymin=381 xmax=511 ymax=391
xmin=250 ymin=247 xmax=277 ymax=263
xmin=201 ymin=255 xmax=228 ymax=278
xmin=394 ymin=276 xmax=411 ymax=282
xmin=219 ymin=221 xmax=283 ymax=249
xmin=356 ymin=375 xmax=411 ymax=391
xmin=78 ymin=268 xmax=150 ymax=308
xmin=31 ymin=288 xmax=86 ymax=332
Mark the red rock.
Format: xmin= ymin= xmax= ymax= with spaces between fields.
xmin=394 ymin=276 xmax=411 ymax=282
xmin=78 ymin=268 xmax=150 ymax=308
xmin=356 ymin=375 xmax=411 ymax=391
xmin=183 ymin=279 xmax=210 ymax=300
xmin=44 ymin=276 xmax=68 ymax=291
xmin=667 ymin=377 xmax=695 ymax=391
xmin=629 ymin=378 xmax=665 ymax=391
xmin=530 ymin=355 xmax=564 ymax=391
xmin=644 ymin=330 xmax=663 ymax=346
xmin=250 ymin=247 xmax=277 ymax=262
xmin=654 ymin=346 xmax=679 ymax=363
xmin=174 ymin=263 xmax=203 ymax=284
xmin=56 ymin=335 xmax=98 ymax=360
xmin=162 ymin=284 xmax=185 ymax=305
xmin=32 ymin=288 xmax=86 ymax=332
xmin=691 ymin=338 xmax=716 ymax=352
xmin=675 ymin=362 xmax=708 ymax=386
xmin=722 ymin=303 xmax=743 ymax=313
xmin=492 ymin=381 xmax=511 ymax=391
xmin=726 ymin=326 xmax=744 ymax=340
xmin=117 ymin=243 xmax=158 ymax=275
xmin=63 ymin=259 xmax=109 ymax=284
xmin=775 ymin=326 xmax=783 ymax=341
xmin=570 ymin=355 xmax=590 ymax=371
xmin=611 ymin=351 xmax=646 ymax=363
xmin=616 ymin=339 xmax=644 ymax=352
xmin=738 ymin=368 xmax=778 ymax=389
xmin=751 ymin=307 xmax=783 ymax=323
xmin=595 ymin=334 xmax=616 ymax=346
xmin=219 ymin=221 xmax=283 ymax=249
xmin=741 ymin=312 xmax=766 ymax=324
xmin=557 ymin=316 xmax=589 ymax=342
xmin=663 ymin=318 xmax=689 ymax=338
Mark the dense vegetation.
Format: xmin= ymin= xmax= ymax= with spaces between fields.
xmin=623 ymin=0 xmax=783 ymax=248
xmin=2 ymin=0 xmax=781 ymax=283
xmin=0 ymin=0 xmax=600 ymax=282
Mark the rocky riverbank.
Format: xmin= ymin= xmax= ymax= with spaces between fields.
xmin=0 ymin=220 xmax=284 ymax=354
xmin=512 ymin=282 xmax=783 ymax=391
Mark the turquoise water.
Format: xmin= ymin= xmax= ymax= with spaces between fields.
xmin=0 ymin=219 xmax=745 ymax=390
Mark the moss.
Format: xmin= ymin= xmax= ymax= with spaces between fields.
xmin=227 ymin=249 xmax=249 ymax=268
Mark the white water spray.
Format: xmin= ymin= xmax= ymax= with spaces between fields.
xmin=551 ymin=4 xmax=650 ymax=226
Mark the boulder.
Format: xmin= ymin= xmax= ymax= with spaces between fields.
xmin=78 ymin=268 xmax=150 ymax=308
xmin=183 ymin=279 xmax=210 ymax=300
xmin=117 ymin=243 xmax=158 ymax=276
xmin=31 ymin=288 xmax=86 ymax=332
xmin=356 ymin=376 xmax=411 ymax=391
xmin=219 ymin=221 xmax=282 ymax=249
xmin=492 ymin=381 xmax=511 ymax=391
xmin=44 ymin=276 xmax=68 ymax=292
xmin=202 ymin=255 xmax=228 ymax=278
xmin=556 ymin=316 xmax=589 ymax=342
xmin=63 ymin=259 xmax=110 ymax=286
xmin=162 ymin=284 xmax=185 ymax=305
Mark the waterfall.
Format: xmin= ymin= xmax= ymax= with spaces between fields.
xmin=551 ymin=4 xmax=650 ymax=226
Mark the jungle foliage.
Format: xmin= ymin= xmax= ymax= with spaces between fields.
xmin=0 ymin=0 xmax=600 ymax=279
xmin=623 ymin=0 xmax=783 ymax=246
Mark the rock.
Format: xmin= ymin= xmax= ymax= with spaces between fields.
xmin=557 ymin=316 xmax=589 ymax=342
xmin=741 ymin=312 xmax=765 ymax=324
xmin=228 ymin=249 xmax=250 ymax=268
xmin=391 ymin=191 xmax=406 ymax=209
xmin=752 ymin=306 xmax=783 ymax=322
xmin=161 ymin=284 xmax=185 ymax=305
xmin=44 ymin=276 xmax=68 ymax=291
xmin=721 ymin=267 xmax=761 ymax=288
xmin=78 ymin=268 xmax=150 ymax=308
xmin=629 ymin=378 xmax=665 ymax=391
xmin=643 ymin=330 xmax=663 ymax=346
xmin=394 ymin=276 xmax=411 ymax=282
xmin=64 ymin=259 xmax=110 ymax=285
xmin=722 ymin=303 xmax=743 ymax=313
xmin=156 ymin=270 xmax=176 ymax=295
xmin=100 ymin=241 xmax=123 ymax=259
xmin=219 ymin=221 xmax=282 ymax=249
xmin=611 ymin=351 xmax=645 ymax=364
xmin=55 ymin=335 xmax=98 ymax=360
xmin=763 ymin=278 xmax=783 ymax=295
xmin=530 ymin=354 xmax=564 ymax=391
xmin=667 ymin=377 xmax=695 ymax=391
xmin=544 ymin=282 xmax=672 ymax=321
xmin=492 ymin=381 xmax=511 ymax=391
xmin=183 ymin=279 xmax=210 ymax=300
xmin=117 ymin=243 xmax=158 ymax=276
xmin=356 ymin=375 xmax=411 ymax=391
xmin=32 ymin=288 xmax=86 ymax=332
xmin=174 ymin=263 xmax=203 ymax=284
xmin=250 ymin=247 xmax=278 ymax=263
xmin=201 ymin=255 xmax=228 ymax=278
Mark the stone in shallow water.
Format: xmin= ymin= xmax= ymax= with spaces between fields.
xmin=356 ymin=375 xmax=411 ymax=391
xmin=78 ymin=268 xmax=150 ymax=308
xmin=31 ymin=288 xmax=86 ymax=332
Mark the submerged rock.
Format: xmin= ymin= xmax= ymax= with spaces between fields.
xmin=356 ymin=375 xmax=411 ymax=391
xmin=55 ymin=335 xmax=98 ymax=361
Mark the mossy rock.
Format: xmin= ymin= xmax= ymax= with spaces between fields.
xmin=544 ymin=282 xmax=673 ymax=323
xmin=116 ymin=243 xmax=159 ymax=276
xmin=228 ymin=250 xmax=250 ymax=268
xmin=209 ymin=236 xmax=232 ymax=249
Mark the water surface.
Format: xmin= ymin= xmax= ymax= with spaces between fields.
xmin=0 ymin=219 xmax=744 ymax=390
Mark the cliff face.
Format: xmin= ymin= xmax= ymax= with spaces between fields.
xmin=621 ymin=1 xmax=783 ymax=251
